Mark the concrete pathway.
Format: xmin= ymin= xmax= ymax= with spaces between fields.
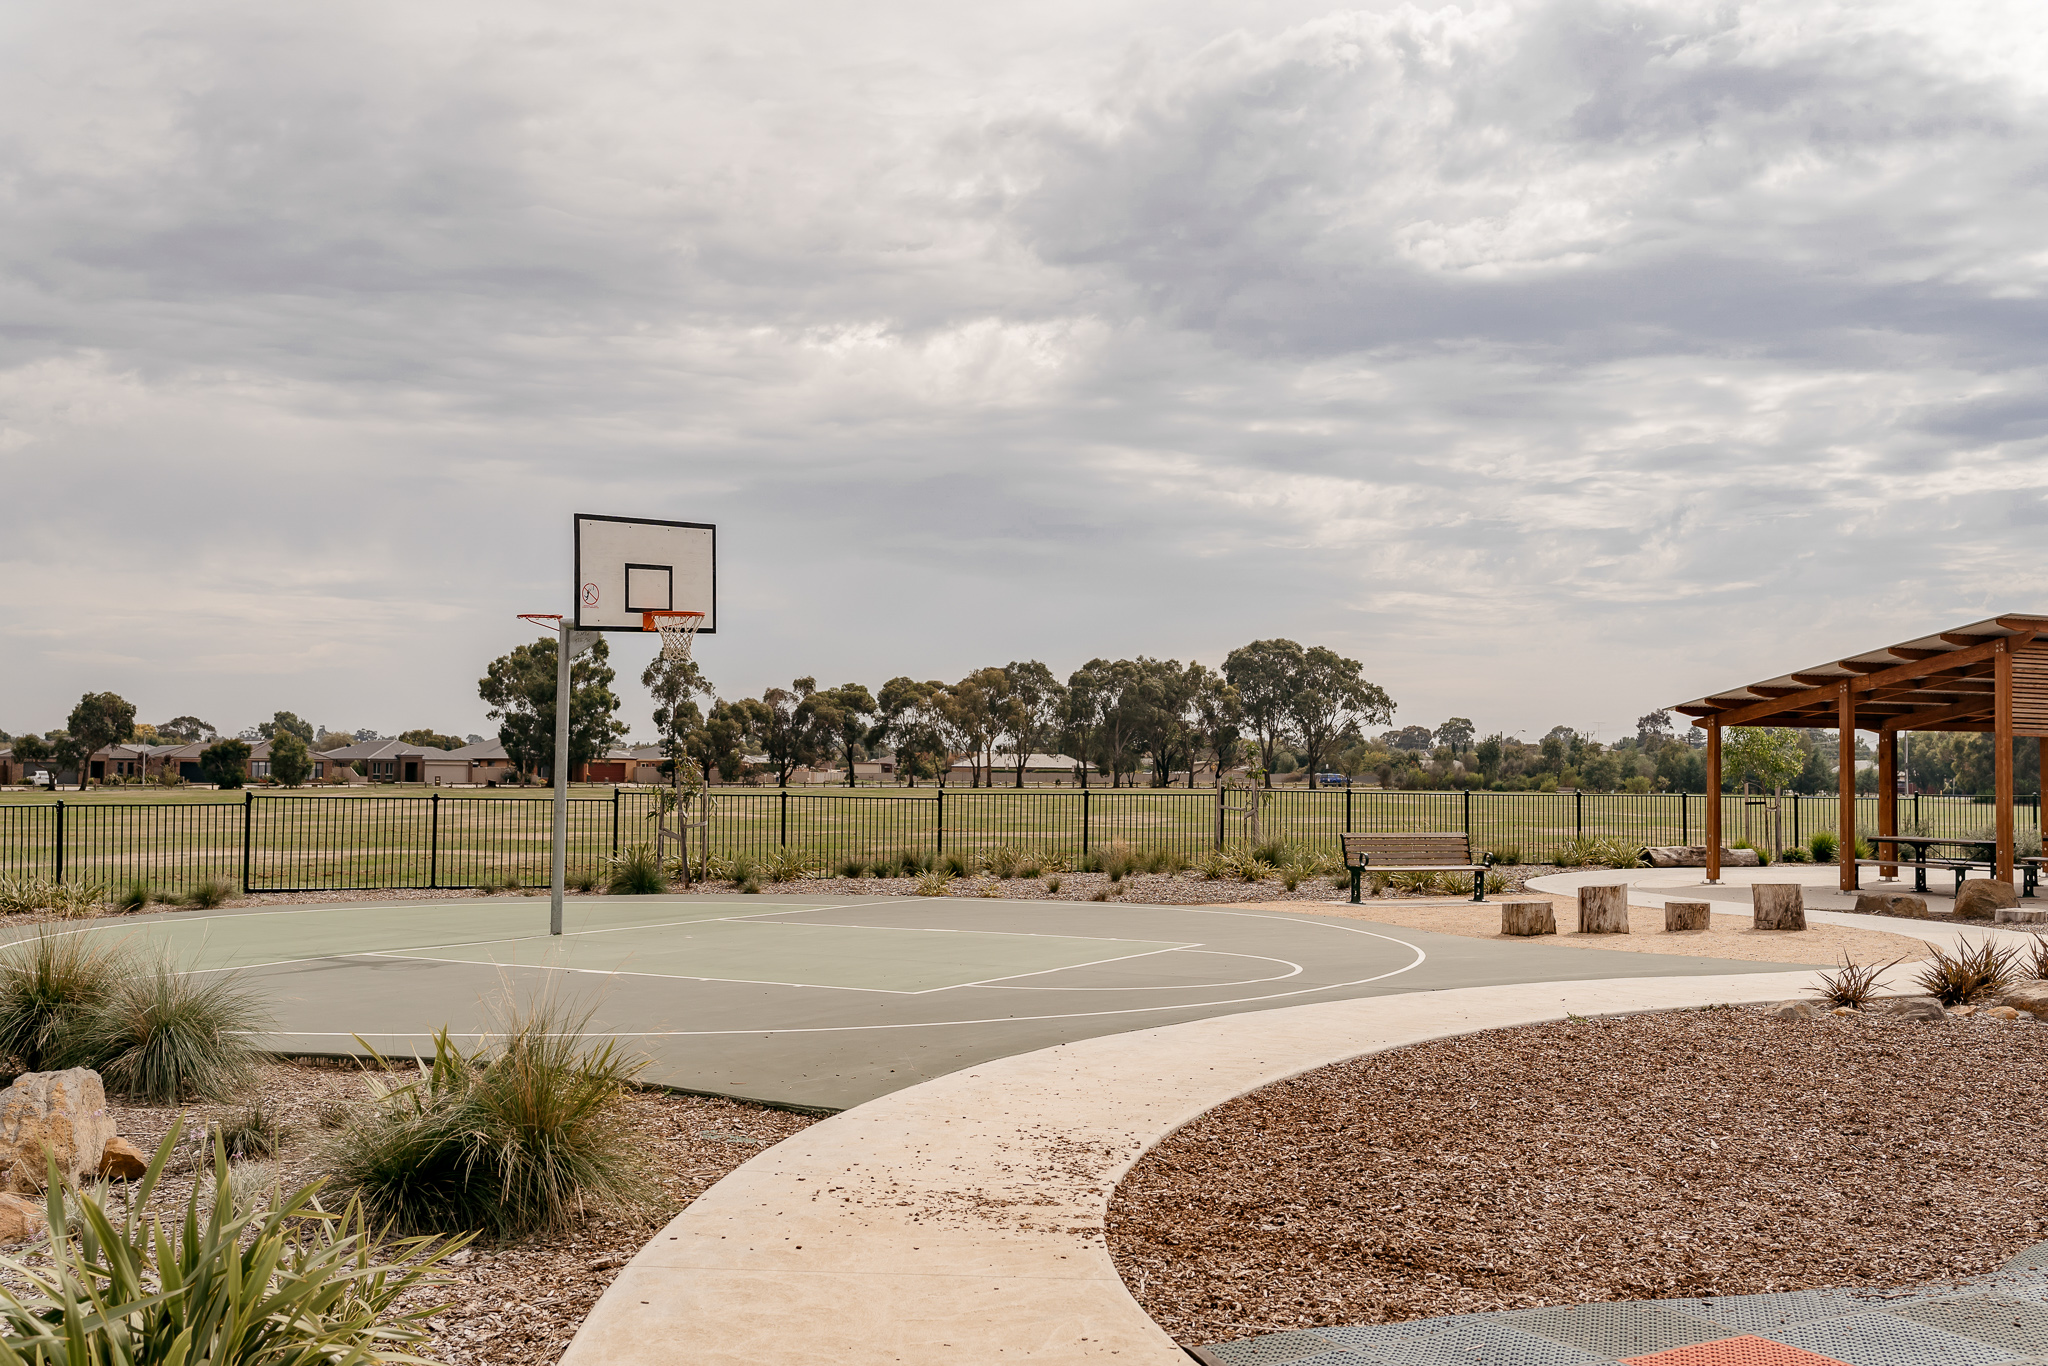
xmin=559 ymin=964 xmax=1872 ymax=1366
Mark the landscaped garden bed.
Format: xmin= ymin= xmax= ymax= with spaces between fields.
xmin=1107 ymin=1005 xmax=2048 ymax=1350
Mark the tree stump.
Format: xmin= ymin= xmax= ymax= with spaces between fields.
xmin=1752 ymin=883 xmax=1806 ymax=930
xmin=1500 ymin=901 xmax=1556 ymax=936
xmin=1664 ymin=900 xmax=1710 ymax=932
xmin=1577 ymin=884 xmax=1629 ymax=934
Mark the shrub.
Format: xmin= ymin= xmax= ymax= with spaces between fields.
xmin=1281 ymin=869 xmax=1301 ymax=891
xmin=64 ymin=957 xmax=268 ymax=1103
xmin=0 ymin=932 xmax=127 ymax=1072
xmin=569 ymin=870 xmax=598 ymax=893
xmin=739 ymin=877 xmax=762 ymax=894
xmin=1778 ymin=846 xmax=1810 ymax=863
xmin=198 ymin=738 xmax=251 ymax=789
xmin=914 ymin=869 xmax=954 ymax=897
xmin=1914 ymin=938 xmax=2016 ymax=1007
xmin=1485 ymin=844 xmax=1522 ymax=866
xmin=1808 ymin=830 xmax=1839 ymax=862
xmin=184 ymin=879 xmax=232 ymax=909
xmin=2028 ymin=934 xmax=2048 ymax=982
xmin=896 ymin=849 xmax=935 ymax=875
xmin=1483 ymin=869 xmax=1508 ymax=894
xmin=728 ymin=854 xmax=760 ymax=886
xmin=0 ymin=878 xmax=51 ymax=914
xmin=838 ymin=857 xmax=865 ymax=879
xmin=1240 ymin=858 xmax=1277 ymax=883
xmin=763 ymin=848 xmax=813 ymax=883
xmin=117 ymin=880 xmax=152 ymax=913
xmin=328 ymin=1001 xmax=648 ymax=1238
xmin=0 ymin=1123 xmax=461 ymax=1366
xmin=986 ymin=847 xmax=1025 ymax=879
xmin=1554 ymin=836 xmax=1643 ymax=869
xmin=606 ymin=845 xmax=666 ymax=895
xmin=216 ymin=1100 xmax=290 ymax=1160
xmin=1045 ymin=876 xmax=1062 ymax=894
xmin=938 ymin=851 xmax=978 ymax=878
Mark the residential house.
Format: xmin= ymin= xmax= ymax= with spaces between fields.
xmin=945 ymin=753 xmax=1088 ymax=786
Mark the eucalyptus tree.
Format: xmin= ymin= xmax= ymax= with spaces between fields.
xmin=1286 ymin=646 xmax=1394 ymax=778
xmin=1222 ymin=639 xmax=1303 ymax=783
xmin=998 ymin=661 xmax=1066 ymax=787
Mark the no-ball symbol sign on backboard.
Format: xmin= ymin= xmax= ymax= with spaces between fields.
xmin=582 ymin=582 xmax=600 ymax=607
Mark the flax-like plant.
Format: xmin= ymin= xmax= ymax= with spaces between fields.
xmin=329 ymin=998 xmax=650 ymax=1238
xmin=0 ymin=1123 xmax=465 ymax=1366
xmin=1914 ymin=938 xmax=2016 ymax=1007
xmin=1808 ymin=954 xmax=1904 ymax=1009
xmin=2027 ymin=935 xmax=2048 ymax=982
xmin=604 ymin=844 xmax=665 ymax=895
xmin=913 ymin=869 xmax=954 ymax=897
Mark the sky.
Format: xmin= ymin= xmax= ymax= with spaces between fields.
xmin=4 ymin=0 xmax=2047 ymax=748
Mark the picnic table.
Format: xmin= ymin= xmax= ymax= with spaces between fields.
xmin=1858 ymin=835 xmax=2036 ymax=898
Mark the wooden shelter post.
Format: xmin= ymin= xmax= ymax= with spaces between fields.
xmin=1837 ymin=682 xmax=1856 ymax=892
xmin=1877 ymin=726 xmax=1898 ymax=878
xmin=1996 ymin=638 xmax=2015 ymax=881
xmin=1704 ymin=720 xmax=1722 ymax=883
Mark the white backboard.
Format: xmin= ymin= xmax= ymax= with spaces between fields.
xmin=574 ymin=515 xmax=716 ymax=633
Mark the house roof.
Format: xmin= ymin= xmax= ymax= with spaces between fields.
xmin=950 ymin=753 xmax=1081 ymax=769
xmin=320 ymin=739 xmax=452 ymax=761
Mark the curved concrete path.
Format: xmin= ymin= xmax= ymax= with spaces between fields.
xmin=560 ymin=961 xmax=1889 ymax=1366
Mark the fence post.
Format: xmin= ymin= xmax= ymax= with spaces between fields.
xmin=1913 ymin=792 xmax=1920 ymax=828
xmin=780 ymin=789 xmax=789 ymax=848
xmin=241 ymin=791 xmax=253 ymax=894
xmin=1344 ymin=784 xmax=1353 ymax=836
xmin=1082 ymin=788 xmax=1092 ymax=855
xmin=1575 ymin=788 xmax=1584 ymax=839
xmin=53 ymin=800 xmax=64 ymax=885
xmin=1462 ymin=788 xmax=1471 ymax=846
xmin=1680 ymin=790 xmax=1688 ymax=845
xmin=612 ymin=787 xmax=620 ymax=857
xmin=935 ymin=787 xmax=944 ymax=854
xmin=1216 ymin=784 xmax=1225 ymax=849
xmin=430 ymin=792 xmax=440 ymax=889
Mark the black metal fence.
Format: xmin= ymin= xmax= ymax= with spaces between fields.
xmin=0 ymin=789 xmax=2038 ymax=893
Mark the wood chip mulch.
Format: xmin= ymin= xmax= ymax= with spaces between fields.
xmin=100 ymin=1061 xmax=816 ymax=1366
xmin=1106 ymin=1006 xmax=2048 ymax=1349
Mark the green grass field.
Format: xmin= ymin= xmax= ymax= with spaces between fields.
xmin=1 ymin=784 xmax=2033 ymax=894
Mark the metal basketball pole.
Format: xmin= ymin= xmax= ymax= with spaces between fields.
xmin=551 ymin=617 xmax=598 ymax=936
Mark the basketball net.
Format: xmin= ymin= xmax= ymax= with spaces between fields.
xmin=644 ymin=610 xmax=704 ymax=662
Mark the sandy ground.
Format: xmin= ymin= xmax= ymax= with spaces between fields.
xmin=1260 ymin=895 xmax=1936 ymax=964
xmin=1109 ymin=1006 xmax=2048 ymax=1348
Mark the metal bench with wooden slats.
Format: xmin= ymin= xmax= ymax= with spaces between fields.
xmin=1341 ymin=831 xmax=1496 ymax=905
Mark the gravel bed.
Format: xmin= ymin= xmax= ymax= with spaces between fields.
xmin=1107 ymin=1005 xmax=2048 ymax=1349
xmin=97 ymin=1060 xmax=815 ymax=1366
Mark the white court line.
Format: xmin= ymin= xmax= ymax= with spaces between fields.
xmin=350 ymin=936 xmax=1204 ymax=996
xmin=964 ymin=949 xmax=1305 ymax=991
xmin=240 ymin=916 xmax=1432 ymax=1036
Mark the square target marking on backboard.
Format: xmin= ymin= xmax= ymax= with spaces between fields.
xmin=574 ymin=515 xmax=715 ymax=632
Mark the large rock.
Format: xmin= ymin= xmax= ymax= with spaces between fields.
xmin=1995 ymin=907 xmax=2047 ymax=925
xmin=1855 ymin=891 xmax=1928 ymax=918
xmin=1767 ymin=1000 xmax=1821 ymax=1021
xmin=0 ymin=1069 xmax=115 ymax=1192
xmin=0 ymin=1193 xmax=44 ymax=1245
xmin=1890 ymin=998 xmax=1947 ymax=1021
xmin=1643 ymin=846 xmax=1761 ymax=868
xmin=1953 ymin=879 xmax=2019 ymax=920
xmin=1999 ymin=981 xmax=2048 ymax=1014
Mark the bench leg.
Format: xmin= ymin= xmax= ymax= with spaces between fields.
xmin=1956 ymin=868 xmax=1967 ymax=898
xmin=2027 ymin=867 xmax=2038 ymax=899
xmin=1350 ymin=867 xmax=1361 ymax=905
xmin=1472 ymin=869 xmax=1486 ymax=903
xmin=1914 ymin=866 xmax=1927 ymax=894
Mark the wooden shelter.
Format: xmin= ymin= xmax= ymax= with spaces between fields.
xmin=1674 ymin=613 xmax=2048 ymax=889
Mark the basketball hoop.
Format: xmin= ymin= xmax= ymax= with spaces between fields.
xmin=644 ymin=610 xmax=704 ymax=662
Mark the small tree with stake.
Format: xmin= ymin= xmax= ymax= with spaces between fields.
xmin=1724 ymin=727 xmax=1806 ymax=855
xmin=642 ymin=651 xmax=715 ymax=881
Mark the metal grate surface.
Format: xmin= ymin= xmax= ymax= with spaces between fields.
xmin=1364 ymin=1318 xmax=1622 ymax=1366
xmin=1675 ymin=1291 xmax=1880 ymax=1335
xmin=1504 ymin=1302 xmax=1734 ymax=1358
xmin=1892 ymin=1294 xmax=2048 ymax=1355
xmin=1767 ymin=1313 xmax=2015 ymax=1366
xmin=1998 ymin=1239 xmax=2048 ymax=1274
xmin=1197 ymin=1331 xmax=1352 ymax=1365
xmin=1620 ymin=1338 xmax=1853 ymax=1366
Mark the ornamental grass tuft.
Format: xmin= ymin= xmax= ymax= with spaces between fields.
xmin=1914 ymin=938 xmax=2016 ymax=1007
xmin=328 ymin=998 xmax=649 ymax=1238
xmin=606 ymin=844 xmax=666 ymax=896
xmin=64 ymin=955 xmax=269 ymax=1103
xmin=0 ymin=932 xmax=127 ymax=1073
